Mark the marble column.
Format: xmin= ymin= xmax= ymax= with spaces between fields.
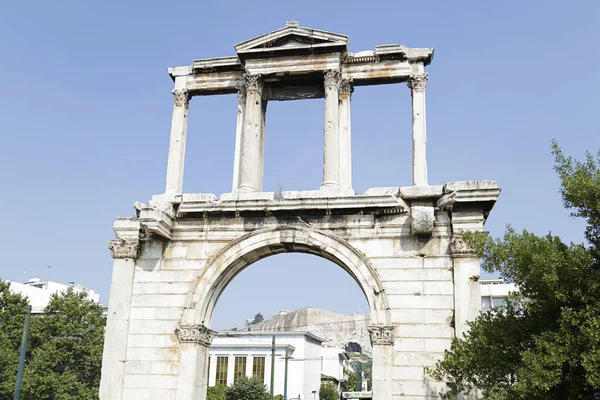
xmin=165 ymin=87 xmax=190 ymax=194
xmin=99 ymin=239 xmax=140 ymax=400
xmin=231 ymin=86 xmax=246 ymax=192
xmin=174 ymin=324 xmax=216 ymax=400
xmin=321 ymin=70 xmax=341 ymax=189
xmin=451 ymin=234 xmax=482 ymax=338
xmin=368 ymin=325 xmax=394 ymax=400
xmin=238 ymin=74 xmax=265 ymax=192
xmin=339 ymin=79 xmax=353 ymax=190
xmin=408 ymin=73 xmax=428 ymax=186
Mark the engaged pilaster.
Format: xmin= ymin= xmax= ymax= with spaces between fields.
xmin=232 ymin=86 xmax=246 ymax=192
xmin=451 ymin=232 xmax=482 ymax=338
xmin=238 ymin=74 xmax=265 ymax=192
xmin=339 ymin=78 xmax=353 ymax=190
xmin=408 ymin=73 xmax=428 ymax=186
xmin=100 ymin=231 xmax=141 ymax=400
xmin=321 ymin=70 xmax=341 ymax=189
xmin=165 ymin=87 xmax=190 ymax=194
xmin=368 ymin=325 xmax=394 ymax=400
xmin=175 ymin=324 xmax=217 ymax=399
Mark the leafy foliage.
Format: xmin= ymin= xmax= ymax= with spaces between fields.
xmin=207 ymin=383 xmax=227 ymax=400
xmin=0 ymin=280 xmax=29 ymax=398
xmin=428 ymin=143 xmax=600 ymax=399
xmin=319 ymin=382 xmax=338 ymax=400
xmin=342 ymin=368 xmax=359 ymax=392
xmin=225 ymin=376 xmax=269 ymax=400
xmin=0 ymin=283 xmax=106 ymax=400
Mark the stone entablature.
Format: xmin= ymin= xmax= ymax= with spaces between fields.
xmin=164 ymin=22 xmax=435 ymax=196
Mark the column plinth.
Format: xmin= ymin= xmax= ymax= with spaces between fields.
xmin=321 ymin=70 xmax=341 ymax=189
xmin=408 ymin=73 xmax=428 ymax=186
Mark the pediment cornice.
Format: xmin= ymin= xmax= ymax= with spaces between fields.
xmin=234 ymin=22 xmax=348 ymax=58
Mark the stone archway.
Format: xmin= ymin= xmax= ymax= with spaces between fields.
xmin=182 ymin=225 xmax=391 ymax=327
xmin=175 ymin=225 xmax=392 ymax=400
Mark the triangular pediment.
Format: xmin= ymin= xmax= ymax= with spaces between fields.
xmin=235 ymin=22 xmax=348 ymax=55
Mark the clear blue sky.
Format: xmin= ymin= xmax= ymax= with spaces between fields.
xmin=1 ymin=1 xmax=598 ymax=330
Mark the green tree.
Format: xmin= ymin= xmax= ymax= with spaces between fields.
xmin=341 ymin=368 xmax=359 ymax=392
xmin=22 ymin=286 xmax=106 ymax=400
xmin=428 ymin=143 xmax=600 ymax=399
xmin=225 ymin=376 xmax=269 ymax=400
xmin=319 ymin=382 xmax=339 ymax=400
xmin=207 ymin=383 xmax=227 ymax=400
xmin=0 ymin=280 xmax=29 ymax=398
xmin=252 ymin=313 xmax=264 ymax=324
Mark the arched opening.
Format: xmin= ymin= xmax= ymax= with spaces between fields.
xmin=179 ymin=226 xmax=392 ymax=400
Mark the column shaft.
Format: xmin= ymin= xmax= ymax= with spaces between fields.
xmin=238 ymin=75 xmax=264 ymax=192
xmin=339 ymin=79 xmax=353 ymax=190
xmin=408 ymin=73 xmax=428 ymax=186
xmin=231 ymin=87 xmax=246 ymax=192
xmin=165 ymin=87 xmax=190 ymax=194
xmin=321 ymin=70 xmax=341 ymax=189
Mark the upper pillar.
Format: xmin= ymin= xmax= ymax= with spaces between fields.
xmin=165 ymin=84 xmax=190 ymax=194
xmin=321 ymin=70 xmax=341 ymax=189
xmin=238 ymin=74 xmax=265 ymax=192
xmin=339 ymin=78 xmax=353 ymax=190
xmin=408 ymin=71 xmax=429 ymax=186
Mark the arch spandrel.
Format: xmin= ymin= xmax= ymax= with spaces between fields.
xmin=181 ymin=225 xmax=391 ymax=327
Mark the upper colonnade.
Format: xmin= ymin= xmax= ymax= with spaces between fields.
xmin=164 ymin=21 xmax=434 ymax=197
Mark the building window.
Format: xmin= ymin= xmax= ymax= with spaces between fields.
xmin=252 ymin=356 xmax=265 ymax=381
xmin=492 ymin=297 xmax=506 ymax=308
xmin=216 ymin=356 xmax=228 ymax=385
xmin=234 ymin=356 xmax=247 ymax=383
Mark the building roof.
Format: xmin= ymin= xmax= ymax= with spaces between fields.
xmin=216 ymin=330 xmax=325 ymax=343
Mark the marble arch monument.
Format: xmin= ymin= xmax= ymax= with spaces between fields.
xmin=100 ymin=21 xmax=500 ymax=400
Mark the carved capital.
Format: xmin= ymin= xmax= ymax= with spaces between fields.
xmin=108 ymin=239 xmax=140 ymax=259
xmin=172 ymin=89 xmax=190 ymax=107
xmin=367 ymin=325 xmax=394 ymax=346
xmin=244 ymin=74 xmax=263 ymax=95
xmin=407 ymin=73 xmax=428 ymax=91
xmin=176 ymin=324 xmax=216 ymax=347
xmin=450 ymin=234 xmax=476 ymax=258
xmin=339 ymin=78 xmax=354 ymax=96
xmin=324 ymin=70 xmax=341 ymax=89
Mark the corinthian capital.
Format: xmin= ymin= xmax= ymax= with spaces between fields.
xmin=244 ymin=74 xmax=263 ymax=95
xmin=175 ymin=324 xmax=216 ymax=347
xmin=367 ymin=325 xmax=394 ymax=345
xmin=407 ymin=73 xmax=428 ymax=91
xmin=172 ymin=88 xmax=190 ymax=107
xmin=324 ymin=70 xmax=341 ymax=89
xmin=339 ymin=78 xmax=354 ymax=96
xmin=108 ymin=239 xmax=140 ymax=259
xmin=450 ymin=234 xmax=477 ymax=258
